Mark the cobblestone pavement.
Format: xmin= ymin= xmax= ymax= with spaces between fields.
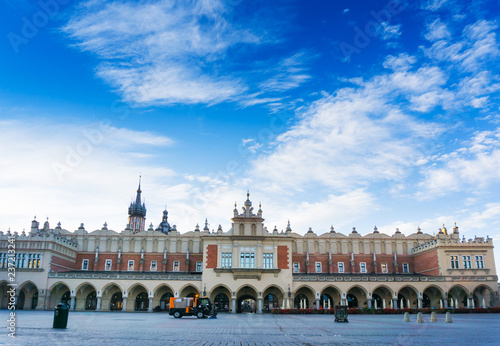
xmin=2 ymin=311 xmax=500 ymax=345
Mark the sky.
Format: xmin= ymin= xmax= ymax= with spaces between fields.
xmin=1 ymin=0 xmax=499 ymax=273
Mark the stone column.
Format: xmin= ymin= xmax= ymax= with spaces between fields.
xmin=316 ymin=299 xmax=320 ymax=309
xmin=257 ymin=298 xmax=263 ymax=313
xmin=418 ymin=297 xmax=422 ymax=309
xmin=367 ymin=299 xmax=372 ymax=309
xmin=148 ymin=298 xmax=153 ymax=312
xmin=70 ymin=296 xmax=76 ymax=311
xmin=122 ymin=297 xmax=127 ymax=312
xmin=96 ymin=297 xmax=102 ymax=311
xmin=36 ymin=294 xmax=47 ymax=311
xmin=393 ymin=298 xmax=398 ymax=309
xmin=231 ymin=298 xmax=236 ymax=314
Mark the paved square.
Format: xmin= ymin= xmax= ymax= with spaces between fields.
xmin=3 ymin=311 xmax=500 ymax=345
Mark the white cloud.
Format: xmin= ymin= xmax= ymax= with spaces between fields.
xmin=418 ymin=128 xmax=500 ymax=197
xmin=380 ymin=23 xmax=401 ymax=41
xmin=63 ymin=0 xmax=258 ymax=105
xmin=422 ymin=0 xmax=449 ymax=11
xmin=422 ymin=20 xmax=499 ymax=72
xmin=424 ymin=18 xmax=451 ymax=42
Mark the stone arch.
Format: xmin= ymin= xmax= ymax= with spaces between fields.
xmin=236 ymin=285 xmax=258 ymax=313
xmin=48 ymin=282 xmax=72 ymax=310
xmin=176 ymin=239 xmax=182 ymax=252
xmin=152 ymin=283 xmax=175 ymax=311
xmin=75 ymin=282 xmax=98 ymax=311
xmin=127 ymin=283 xmax=149 ymax=312
xmin=130 ymin=238 xmax=136 ymax=251
xmin=320 ymin=285 xmax=342 ymax=309
xmin=210 ymin=284 xmax=232 ymax=312
xmin=262 ymin=285 xmax=285 ymax=312
xmin=359 ymin=241 xmax=365 ymax=254
xmin=370 ymin=241 xmax=374 ymax=253
xmin=101 ymin=283 xmax=122 ymax=311
xmin=17 ymin=281 xmax=39 ymax=310
xmin=381 ymin=242 xmax=386 ymax=254
xmin=106 ymin=238 xmax=112 ymax=251
xmin=473 ymin=284 xmax=496 ymax=308
xmin=179 ymin=284 xmax=199 ymax=297
xmin=448 ymin=284 xmax=470 ymax=308
xmin=251 ymin=224 xmax=256 ymax=236
xmin=398 ymin=285 xmax=419 ymax=308
xmin=239 ymin=224 xmax=244 ymax=235
xmin=423 ymin=284 xmax=444 ymax=308
xmin=337 ymin=241 xmax=342 ymax=254
xmin=347 ymin=285 xmax=368 ymax=308
xmin=371 ymin=285 xmax=393 ymax=309
xmin=294 ymin=285 xmax=315 ymax=309
xmin=402 ymin=242 xmax=408 ymax=254
xmin=153 ymin=238 xmax=158 ymax=252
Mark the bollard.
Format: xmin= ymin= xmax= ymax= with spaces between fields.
xmin=445 ymin=312 xmax=453 ymax=323
xmin=403 ymin=312 xmax=410 ymax=322
xmin=416 ymin=312 xmax=424 ymax=323
xmin=430 ymin=311 xmax=437 ymax=322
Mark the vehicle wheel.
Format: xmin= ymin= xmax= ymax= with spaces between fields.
xmin=196 ymin=311 xmax=204 ymax=319
xmin=173 ymin=310 xmax=182 ymax=319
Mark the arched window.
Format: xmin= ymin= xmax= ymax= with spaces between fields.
xmin=85 ymin=291 xmax=97 ymax=310
xmin=264 ymin=294 xmax=278 ymax=312
xmin=294 ymin=294 xmax=309 ymax=309
xmin=214 ymin=293 xmax=230 ymax=312
xmin=61 ymin=291 xmax=70 ymax=306
xmin=135 ymin=292 xmax=148 ymax=311
xmin=110 ymin=292 xmax=123 ymax=311
xmin=251 ymin=224 xmax=256 ymax=236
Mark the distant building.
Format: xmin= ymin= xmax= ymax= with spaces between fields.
xmin=0 ymin=183 xmax=498 ymax=313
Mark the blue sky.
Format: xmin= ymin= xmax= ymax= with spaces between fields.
xmin=1 ymin=0 xmax=500 ymax=271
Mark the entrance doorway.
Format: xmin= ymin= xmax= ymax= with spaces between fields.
xmin=237 ymin=295 xmax=256 ymax=313
xmin=135 ymin=292 xmax=148 ymax=311
xmin=110 ymin=292 xmax=123 ymax=311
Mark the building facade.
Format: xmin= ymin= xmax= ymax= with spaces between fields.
xmin=1 ymin=186 xmax=498 ymax=313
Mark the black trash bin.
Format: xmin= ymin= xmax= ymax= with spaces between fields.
xmin=53 ymin=303 xmax=69 ymax=329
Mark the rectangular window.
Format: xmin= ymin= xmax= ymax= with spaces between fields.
xmin=315 ymin=262 xmax=322 ymax=273
xmin=475 ymin=255 xmax=484 ymax=269
xmin=293 ymin=262 xmax=300 ymax=273
xmin=263 ymin=253 xmax=274 ymax=269
xmin=173 ymin=261 xmax=179 ymax=271
xmin=463 ymin=256 xmax=471 ymax=269
xmin=196 ymin=261 xmax=202 ymax=272
xmin=128 ymin=260 xmax=134 ymax=271
xmin=240 ymin=248 xmax=255 ymax=268
xmin=82 ymin=259 xmax=89 ymax=271
xmin=105 ymin=259 xmax=112 ymax=271
xmin=338 ymin=262 xmax=344 ymax=273
xmin=381 ymin=263 xmax=388 ymax=273
xmin=35 ymin=254 xmax=40 ymax=268
xmin=221 ymin=253 xmax=232 ymax=268
xmin=450 ymin=256 xmax=459 ymax=269
xmin=150 ymin=260 xmax=157 ymax=271
xmin=360 ymin=262 xmax=367 ymax=273
xmin=403 ymin=263 xmax=409 ymax=273
xmin=0 ymin=253 xmax=7 ymax=268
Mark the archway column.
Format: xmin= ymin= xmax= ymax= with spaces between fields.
xmin=96 ymin=290 xmax=102 ymax=311
xmin=257 ymin=297 xmax=263 ymax=313
xmin=122 ymin=291 xmax=128 ymax=312
xmin=418 ymin=292 xmax=423 ymax=308
xmin=70 ymin=294 xmax=76 ymax=310
xmin=367 ymin=292 xmax=372 ymax=309
xmin=231 ymin=298 xmax=236 ymax=314
xmin=148 ymin=291 xmax=154 ymax=312
xmin=315 ymin=298 xmax=320 ymax=309
xmin=36 ymin=293 xmax=47 ymax=311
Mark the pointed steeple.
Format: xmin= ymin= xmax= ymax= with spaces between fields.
xmin=128 ymin=176 xmax=147 ymax=233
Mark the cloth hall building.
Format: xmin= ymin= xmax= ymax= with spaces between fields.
xmin=1 ymin=182 xmax=498 ymax=313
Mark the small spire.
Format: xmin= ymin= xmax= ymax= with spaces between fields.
xmin=330 ymin=225 xmax=335 ymax=233
xmin=352 ymin=227 xmax=357 ymax=234
xmin=204 ymin=218 xmax=209 ymax=231
xmin=373 ymin=226 xmax=379 ymax=233
xmin=247 ymin=190 xmax=250 ymax=200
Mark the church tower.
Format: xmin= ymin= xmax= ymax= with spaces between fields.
xmin=128 ymin=176 xmax=146 ymax=233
